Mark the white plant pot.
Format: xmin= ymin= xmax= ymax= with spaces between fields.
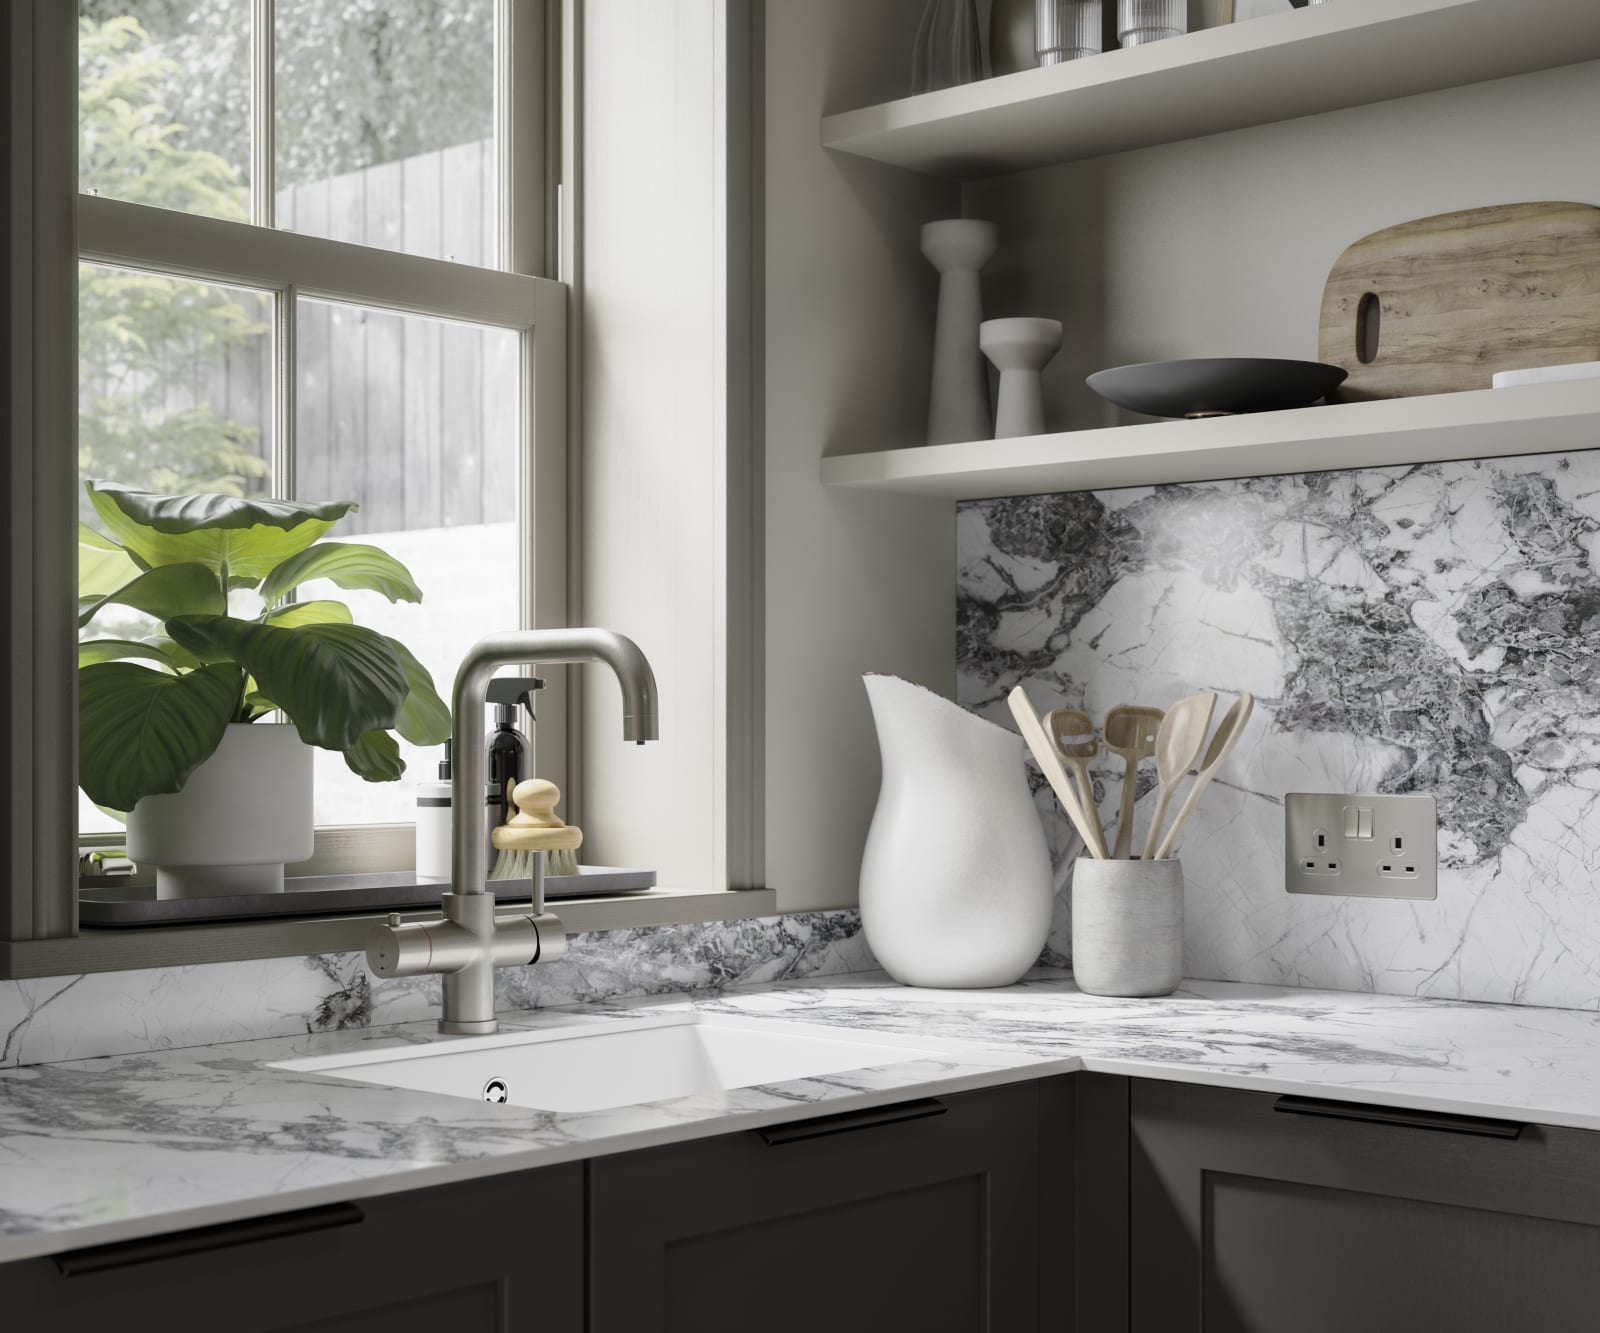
xmin=859 ymin=674 xmax=1053 ymax=988
xmin=1071 ymin=857 xmax=1184 ymax=997
xmin=126 ymin=723 xmax=315 ymax=899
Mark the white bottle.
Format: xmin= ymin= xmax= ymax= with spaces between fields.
xmin=415 ymin=744 xmax=453 ymax=883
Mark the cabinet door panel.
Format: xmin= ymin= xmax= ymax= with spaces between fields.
xmin=1132 ymin=1080 xmax=1600 ymax=1333
xmin=591 ymin=1083 xmax=1043 ymax=1333
xmin=285 ymin=1281 xmax=506 ymax=1333
xmin=0 ymin=1165 xmax=582 ymax=1333
xmin=664 ymin=1176 xmax=984 ymax=1333
xmin=1205 ymin=1171 xmax=1600 ymax=1333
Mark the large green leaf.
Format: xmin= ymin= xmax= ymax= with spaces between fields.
xmin=386 ymin=638 xmax=452 ymax=746
xmin=85 ymin=480 xmax=358 ymax=581
xmin=78 ymin=662 xmax=243 ymax=811
xmin=344 ymin=730 xmax=405 ymax=782
xmin=78 ymin=561 xmax=223 ymax=628
xmin=79 ymin=523 xmax=145 ymax=597
xmin=78 ymin=638 xmax=200 ymax=671
xmin=262 ymin=599 xmax=354 ymax=629
xmin=259 ymin=543 xmax=424 ymax=608
xmin=166 ymin=615 xmax=407 ymax=753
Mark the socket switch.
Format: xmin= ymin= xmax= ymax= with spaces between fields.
xmin=1285 ymin=793 xmax=1437 ymax=901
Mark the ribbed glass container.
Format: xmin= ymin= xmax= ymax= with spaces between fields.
xmin=1035 ymin=0 xmax=1102 ymax=63
xmin=1117 ymin=0 xmax=1185 ymax=46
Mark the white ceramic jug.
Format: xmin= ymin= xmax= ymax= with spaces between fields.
xmin=860 ymin=674 xmax=1053 ymax=988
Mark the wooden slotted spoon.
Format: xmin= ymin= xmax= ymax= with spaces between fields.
xmin=1141 ymin=692 xmax=1217 ymax=862
xmin=1103 ymin=704 xmax=1164 ymax=859
xmin=1046 ymin=708 xmax=1109 ymax=861
xmin=1154 ymin=693 xmax=1255 ymax=862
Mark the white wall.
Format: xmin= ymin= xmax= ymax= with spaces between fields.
xmin=964 ymin=59 xmax=1600 ymax=434
xmin=761 ymin=0 xmax=961 ymax=912
xmin=576 ymin=0 xmax=724 ymax=887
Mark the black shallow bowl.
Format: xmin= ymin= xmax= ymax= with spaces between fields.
xmin=1086 ymin=358 xmax=1348 ymax=419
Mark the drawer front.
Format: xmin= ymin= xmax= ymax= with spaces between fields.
xmin=1131 ymin=1080 xmax=1600 ymax=1333
xmin=0 ymin=1165 xmax=583 ymax=1333
xmin=589 ymin=1082 xmax=1044 ymax=1333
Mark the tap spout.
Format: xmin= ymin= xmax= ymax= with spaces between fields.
xmin=451 ymin=628 xmax=659 ymax=898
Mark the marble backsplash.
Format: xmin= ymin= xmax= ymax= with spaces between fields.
xmin=0 ymin=910 xmax=874 ymax=1070
xmin=957 ymin=450 xmax=1600 ymax=1011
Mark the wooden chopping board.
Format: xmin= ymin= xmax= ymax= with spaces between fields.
xmin=1319 ymin=202 xmax=1600 ymax=401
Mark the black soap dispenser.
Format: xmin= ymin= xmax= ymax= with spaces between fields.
xmin=484 ymin=676 xmax=544 ymax=871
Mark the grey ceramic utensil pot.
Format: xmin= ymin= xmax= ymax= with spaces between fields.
xmin=1071 ymin=857 xmax=1183 ymax=997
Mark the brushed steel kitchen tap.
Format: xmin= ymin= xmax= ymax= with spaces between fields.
xmin=365 ymin=629 xmax=659 ymax=1034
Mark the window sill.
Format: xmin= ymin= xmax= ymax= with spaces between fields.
xmin=0 ymin=886 xmax=778 ymax=980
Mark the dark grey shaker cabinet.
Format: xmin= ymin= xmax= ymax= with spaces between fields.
xmin=587 ymin=1080 xmax=1050 ymax=1333
xmin=0 ymin=1165 xmax=583 ymax=1333
xmin=1130 ymin=1080 xmax=1600 ymax=1333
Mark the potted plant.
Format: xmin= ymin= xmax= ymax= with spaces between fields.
xmin=77 ymin=480 xmax=453 ymax=898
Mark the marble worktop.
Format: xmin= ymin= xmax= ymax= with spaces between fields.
xmin=5 ymin=968 xmax=1600 ymax=1263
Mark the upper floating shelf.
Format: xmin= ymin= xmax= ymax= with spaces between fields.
xmin=819 ymin=380 xmax=1600 ymax=500
xmin=821 ymin=0 xmax=1600 ymax=180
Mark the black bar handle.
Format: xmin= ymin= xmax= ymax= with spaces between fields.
xmin=757 ymin=1097 xmax=948 ymax=1146
xmin=55 ymin=1202 xmax=365 ymax=1277
xmin=1274 ymin=1095 xmax=1526 ymax=1140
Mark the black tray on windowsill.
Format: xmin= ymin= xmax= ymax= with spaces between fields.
xmin=78 ymin=865 xmax=657 ymax=927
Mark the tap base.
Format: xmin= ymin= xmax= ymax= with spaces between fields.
xmin=438 ymin=1017 xmax=499 ymax=1036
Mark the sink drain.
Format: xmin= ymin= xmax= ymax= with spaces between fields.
xmin=482 ymin=1078 xmax=509 ymax=1104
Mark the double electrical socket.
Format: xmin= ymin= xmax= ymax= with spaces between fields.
xmin=1285 ymin=793 xmax=1437 ymax=901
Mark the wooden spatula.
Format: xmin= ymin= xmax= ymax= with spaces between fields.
xmin=1103 ymin=704 xmax=1163 ymax=859
xmin=1007 ymin=686 xmax=1108 ymax=860
xmin=1046 ymin=708 xmax=1109 ymax=861
xmin=1154 ymin=693 xmax=1254 ymax=862
xmin=1141 ymin=692 xmax=1216 ymax=862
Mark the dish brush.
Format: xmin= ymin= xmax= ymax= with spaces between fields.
xmin=489 ymin=778 xmax=582 ymax=881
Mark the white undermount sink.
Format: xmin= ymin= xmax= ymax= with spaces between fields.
xmin=272 ymin=1013 xmax=930 ymax=1113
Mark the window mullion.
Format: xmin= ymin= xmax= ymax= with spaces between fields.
xmin=275 ymin=284 xmax=297 ymax=502
xmin=78 ymin=197 xmax=546 ymax=330
xmin=498 ymin=0 xmax=548 ymax=277
xmin=251 ymin=0 xmax=275 ymax=229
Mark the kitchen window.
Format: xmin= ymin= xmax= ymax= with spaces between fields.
xmin=73 ymin=2 xmax=563 ymax=846
xmin=0 ymin=0 xmax=567 ymax=957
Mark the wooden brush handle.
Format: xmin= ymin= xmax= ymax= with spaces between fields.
xmin=492 ymin=778 xmax=584 ymax=852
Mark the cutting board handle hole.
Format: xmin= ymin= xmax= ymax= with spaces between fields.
xmin=1356 ymin=292 xmax=1381 ymax=364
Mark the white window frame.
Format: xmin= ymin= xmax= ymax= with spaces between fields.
xmin=6 ymin=0 xmax=569 ymax=950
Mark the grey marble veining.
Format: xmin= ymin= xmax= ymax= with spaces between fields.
xmin=6 ymin=969 xmax=1600 ymax=1264
xmin=0 ymin=909 xmax=873 ymax=1070
xmin=957 ymin=451 xmax=1600 ymax=1010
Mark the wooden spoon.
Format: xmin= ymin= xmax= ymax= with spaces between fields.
xmin=1154 ymin=693 xmax=1255 ymax=862
xmin=1103 ymin=704 xmax=1164 ymax=859
xmin=1046 ymin=708 xmax=1109 ymax=861
xmin=1007 ymin=686 xmax=1108 ymax=860
xmin=1140 ymin=692 xmax=1217 ymax=862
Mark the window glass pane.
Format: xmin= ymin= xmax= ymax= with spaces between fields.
xmin=78 ymin=3 xmax=251 ymax=220
xmin=295 ymin=298 xmax=519 ymax=826
xmin=275 ymin=0 xmax=498 ymax=265
xmin=78 ymin=263 xmax=273 ymax=834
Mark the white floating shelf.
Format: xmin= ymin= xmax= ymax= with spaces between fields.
xmin=821 ymin=0 xmax=1600 ymax=179
xmin=819 ymin=381 xmax=1600 ymax=500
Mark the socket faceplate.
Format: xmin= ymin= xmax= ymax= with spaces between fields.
xmin=1285 ymin=793 xmax=1438 ymax=901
